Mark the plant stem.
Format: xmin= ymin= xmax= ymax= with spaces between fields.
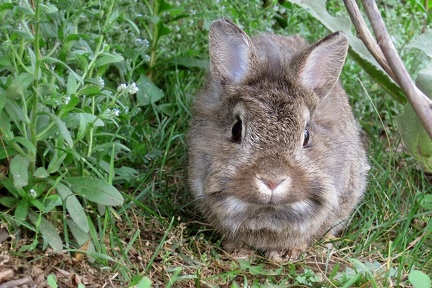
xmin=86 ymin=0 xmax=115 ymax=157
xmin=147 ymin=0 xmax=160 ymax=81
xmin=29 ymin=0 xmax=42 ymax=177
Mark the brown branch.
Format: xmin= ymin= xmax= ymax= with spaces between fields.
xmin=361 ymin=0 xmax=432 ymax=140
xmin=343 ymin=0 xmax=432 ymax=139
xmin=343 ymin=0 xmax=397 ymax=81
xmin=0 ymin=276 xmax=35 ymax=288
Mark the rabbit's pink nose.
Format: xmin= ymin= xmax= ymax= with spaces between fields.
xmin=260 ymin=178 xmax=285 ymax=190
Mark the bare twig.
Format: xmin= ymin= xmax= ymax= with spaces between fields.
xmin=343 ymin=0 xmax=432 ymax=139
xmin=343 ymin=0 xmax=396 ymax=81
xmin=362 ymin=0 xmax=432 ymax=139
xmin=0 ymin=276 xmax=35 ymax=288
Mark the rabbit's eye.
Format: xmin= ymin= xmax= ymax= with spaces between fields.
xmin=303 ymin=128 xmax=310 ymax=147
xmin=231 ymin=118 xmax=242 ymax=143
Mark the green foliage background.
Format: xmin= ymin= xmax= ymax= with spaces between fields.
xmin=0 ymin=0 xmax=431 ymax=287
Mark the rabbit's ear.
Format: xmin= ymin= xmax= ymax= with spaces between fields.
xmin=297 ymin=32 xmax=349 ymax=98
xmin=209 ymin=18 xmax=254 ymax=83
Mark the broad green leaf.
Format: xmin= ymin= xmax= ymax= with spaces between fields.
xmin=94 ymin=52 xmax=124 ymax=68
xmin=409 ymin=269 xmax=432 ymax=288
xmin=67 ymin=219 xmax=90 ymax=245
xmin=0 ymin=196 xmax=19 ymax=207
xmin=34 ymin=167 xmax=50 ymax=178
xmin=0 ymin=147 xmax=17 ymax=160
xmin=406 ymin=30 xmax=432 ymax=58
xmin=56 ymin=182 xmax=89 ymax=232
xmin=40 ymin=3 xmax=58 ymax=14
xmin=419 ymin=194 xmax=432 ymax=210
xmin=157 ymin=22 xmax=171 ymax=37
xmin=28 ymin=210 xmax=63 ymax=252
xmin=42 ymin=194 xmax=62 ymax=213
xmin=47 ymin=152 xmax=67 ymax=174
xmin=15 ymin=200 xmax=29 ymax=221
xmin=67 ymin=219 xmax=95 ymax=263
xmin=71 ymin=53 xmax=89 ymax=73
xmin=5 ymin=98 xmax=31 ymax=125
xmin=62 ymin=113 xmax=105 ymax=129
xmin=0 ymin=88 xmax=5 ymax=113
xmin=135 ymin=277 xmax=152 ymax=288
xmin=0 ymin=3 xmax=14 ymax=12
xmin=67 ymin=72 xmax=78 ymax=95
xmin=49 ymin=113 xmax=73 ymax=148
xmin=10 ymin=154 xmax=31 ymax=189
xmin=0 ymin=178 xmax=20 ymax=198
xmin=28 ymin=47 xmax=36 ymax=73
xmin=396 ymin=69 xmax=432 ymax=172
xmin=158 ymin=0 xmax=172 ymax=13
xmin=0 ymin=111 xmax=13 ymax=141
xmin=286 ymin=0 xmax=406 ymax=103
xmin=238 ymin=259 xmax=265 ymax=276
xmin=11 ymin=136 xmax=36 ymax=155
xmin=76 ymin=86 xmax=102 ymax=97
xmin=123 ymin=17 xmax=140 ymax=34
xmin=105 ymin=9 xmax=120 ymax=32
xmin=47 ymin=274 xmax=58 ymax=288
xmin=6 ymin=73 xmax=35 ymax=99
xmin=416 ymin=67 xmax=432 ymax=96
xmin=66 ymin=177 xmax=123 ymax=206
xmin=136 ymin=74 xmax=165 ymax=105
xmin=42 ymin=57 xmax=84 ymax=84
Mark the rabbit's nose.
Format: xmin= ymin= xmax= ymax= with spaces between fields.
xmin=260 ymin=178 xmax=286 ymax=191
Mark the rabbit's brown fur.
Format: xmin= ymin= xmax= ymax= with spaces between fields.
xmin=188 ymin=18 xmax=369 ymax=262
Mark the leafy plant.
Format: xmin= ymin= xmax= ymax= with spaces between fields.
xmin=0 ymin=0 xmax=141 ymax=252
xmin=397 ymin=31 xmax=432 ymax=172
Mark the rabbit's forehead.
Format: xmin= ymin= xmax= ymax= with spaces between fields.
xmin=231 ymin=90 xmax=310 ymax=125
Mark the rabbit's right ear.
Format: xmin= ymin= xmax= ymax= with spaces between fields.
xmin=209 ymin=19 xmax=255 ymax=84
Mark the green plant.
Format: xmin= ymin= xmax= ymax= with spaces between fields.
xmin=0 ymin=1 xmax=431 ymax=287
xmin=0 ymin=0 xmax=141 ymax=252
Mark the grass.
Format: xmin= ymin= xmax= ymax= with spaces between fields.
xmin=0 ymin=0 xmax=431 ymax=287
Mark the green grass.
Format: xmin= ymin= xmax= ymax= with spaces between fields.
xmin=0 ymin=0 xmax=431 ymax=287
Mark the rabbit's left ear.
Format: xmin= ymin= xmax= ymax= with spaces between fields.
xmin=296 ymin=32 xmax=349 ymax=98
xmin=209 ymin=18 xmax=255 ymax=84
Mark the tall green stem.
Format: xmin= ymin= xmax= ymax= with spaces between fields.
xmin=86 ymin=0 xmax=115 ymax=157
xmin=147 ymin=0 xmax=160 ymax=81
xmin=29 ymin=0 xmax=42 ymax=177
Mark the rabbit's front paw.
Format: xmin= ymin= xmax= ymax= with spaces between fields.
xmin=265 ymin=246 xmax=306 ymax=263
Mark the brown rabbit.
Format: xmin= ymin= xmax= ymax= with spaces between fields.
xmin=187 ymin=18 xmax=369 ymax=262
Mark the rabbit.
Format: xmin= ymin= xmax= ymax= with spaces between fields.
xmin=187 ymin=18 xmax=370 ymax=262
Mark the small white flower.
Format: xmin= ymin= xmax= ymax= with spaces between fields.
xmin=135 ymin=38 xmax=144 ymax=46
xmin=63 ymin=96 xmax=70 ymax=104
xmin=98 ymin=77 xmax=105 ymax=87
xmin=112 ymin=108 xmax=120 ymax=116
xmin=143 ymin=39 xmax=149 ymax=48
xmin=143 ymin=54 xmax=150 ymax=62
xmin=117 ymin=83 xmax=128 ymax=92
xmin=128 ymin=82 xmax=139 ymax=95
xmin=30 ymin=189 xmax=37 ymax=198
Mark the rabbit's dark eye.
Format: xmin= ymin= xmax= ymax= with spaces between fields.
xmin=303 ymin=128 xmax=310 ymax=147
xmin=231 ymin=118 xmax=242 ymax=143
